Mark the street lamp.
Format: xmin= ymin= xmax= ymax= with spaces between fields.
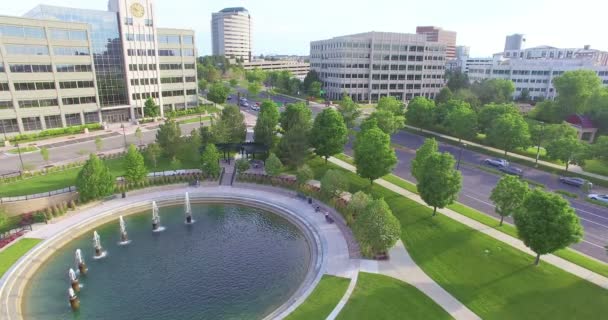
xmin=15 ymin=142 xmax=25 ymax=176
xmin=120 ymin=123 xmax=127 ymax=148
xmin=457 ymin=143 xmax=467 ymax=170
xmin=535 ymin=121 xmax=545 ymax=167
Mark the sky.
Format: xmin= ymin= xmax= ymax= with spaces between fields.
xmin=4 ymin=0 xmax=608 ymax=57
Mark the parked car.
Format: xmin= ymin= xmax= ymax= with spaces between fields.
xmin=498 ymin=165 xmax=523 ymax=177
xmin=250 ymin=104 xmax=260 ymax=111
xmin=240 ymin=101 xmax=250 ymax=108
xmin=587 ymin=194 xmax=608 ymax=204
xmin=558 ymin=177 xmax=592 ymax=188
xmin=240 ymin=97 xmax=247 ymax=102
xmin=483 ymin=158 xmax=509 ymax=168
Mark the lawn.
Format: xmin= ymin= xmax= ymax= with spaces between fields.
xmin=582 ymin=159 xmax=608 ymax=177
xmin=177 ymin=116 xmax=212 ymax=125
xmin=307 ymin=157 xmax=608 ymax=320
xmin=0 ymin=238 xmax=42 ymax=278
xmin=285 ymin=275 xmax=349 ymax=320
xmin=337 ymin=273 xmax=452 ymax=320
xmin=6 ymin=146 xmax=39 ymax=154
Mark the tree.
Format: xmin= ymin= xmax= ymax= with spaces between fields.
xmin=518 ymin=88 xmax=531 ymax=102
xmin=353 ymin=198 xmax=401 ymax=255
xmin=229 ymin=78 xmax=238 ymax=87
xmin=417 ymin=152 xmax=462 ymax=216
xmin=553 ymin=70 xmax=602 ymax=117
xmin=135 ymin=127 xmax=143 ymax=145
xmin=546 ymin=137 xmax=589 ymax=170
xmin=95 ymin=137 xmax=103 ymax=152
xmin=320 ymin=169 xmax=347 ymax=199
xmin=265 ymin=153 xmax=283 ymax=176
xmin=411 ymin=138 xmax=439 ymax=180
xmin=336 ymin=94 xmax=361 ymax=129
xmin=143 ymin=97 xmax=159 ymax=118
xmin=200 ymin=144 xmax=220 ymax=178
xmin=446 ymin=71 xmax=470 ymax=91
xmin=435 ymin=87 xmax=453 ymax=104
xmin=207 ymin=82 xmax=231 ymax=104
xmin=586 ymin=88 xmax=608 ymax=134
xmin=490 ymin=175 xmax=530 ymax=225
xmin=365 ymin=110 xmax=405 ymax=135
xmin=471 ymin=79 xmax=515 ymax=105
xmin=310 ymin=108 xmax=348 ymax=162
xmin=308 ymin=81 xmax=322 ymax=98
xmin=477 ymin=103 xmax=519 ymax=133
xmin=198 ymin=79 xmax=208 ymax=91
xmin=169 ymin=157 xmax=182 ymax=171
xmin=514 ymin=189 xmax=583 ymax=265
xmin=40 ymin=147 xmax=49 ymax=163
xmin=280 ymin=102 xmax=312 ymax=132
xmin=213 ymin=105 xmax=246 ymax=143
xmin=278 ymin=122 xmax=310 ymax=167
xmin=247 ymin=81 xmax=262 ymax=98
xmin=302 ymin=70 xmax=321 ymax=93
xmin=405 ymin=97 xmax=436 ymax=128
xmin=377 ymin=96 xmax=404 ymax=116
xmin=236 ymin=158 xmax=250 ymax=173
xmin=445 ymin=103 xmax=478 ymax=141
xmin=254 ymin=100 xmax=280 ymax=147
xmin=156 ymin=119 xmax=182 ymax=158
xmin=296 ymin=165 xmax=313 ymax=185
xmin=486 ymin=113 xmax=530 ymax=155
xmin=123 ymin=144 xmax=148 ymax=183
xmin=354 ymin=125 xmax=397 ymax=184
xmin=245 ymin=68 xmax=267 ymax=83
xmin=177 ymin=129 xmax=202 ymax=165
xmin=347 ymin=191 xmax=372 ymax=218
xmin=453 ymin=88 xmax=481 ymax=111
xmin=592 ymin=136 xmax=608 ymax=160
xmin=145 ymin=143 xmax=162 ymax=169
xmin=76 ymin=154 xmax=114 ymax=202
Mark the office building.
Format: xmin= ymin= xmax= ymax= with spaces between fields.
xmin=211 ymin=7 xmax=252 ymax=63
xmin=310 ymin=32 xmax=446 ymax=102
xmin=244 ymin=59 xmax=310 ymax=79
xmin=504 ymin=34 xmax=525 ymax=51
xmin=416 ymin=26 xmax=457 ymax=59
xmin=0 ymin=0 xmax=197 ymax=135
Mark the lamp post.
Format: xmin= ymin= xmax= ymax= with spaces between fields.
xmin=120 ymin=123 xmax=127 ymax=148
xmin=16 ymin=142 xmax=25 ymax=176
xmin=535 ymin=121 xmax=544 ymax=167
xmin=457 ymin=143 xmax=467 ymax=170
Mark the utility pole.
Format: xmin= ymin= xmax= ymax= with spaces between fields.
xmin=457 ymin=143 xmax=467 ymax=170
xmin=535 ymin=121 xmax=544 ymax=167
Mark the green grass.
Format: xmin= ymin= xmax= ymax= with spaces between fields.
xmin=337 ymin=272 xmax=453 ymax=320
xmin=554 ymin=190 xmax=579 ymax=199
xmin=6 ymin=146 xmax=38 ymax=154
xmin=0 ymin=238 xmax=42 ymax=278
xmin=307 ymin=157 xmax=608 ymax=319
xmin=285 ymin=275 xmax=350 ymax=320
xmin=177 ymin=116 xmax=212 ymax=124
xmin=582 ymin=159 xmax=608 ymax=176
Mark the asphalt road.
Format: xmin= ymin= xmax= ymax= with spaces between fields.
xmin=345 ymin=130 xmax=608 ymax=262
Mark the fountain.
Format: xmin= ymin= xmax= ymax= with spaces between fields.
xmin=68 ymin=287 xmax=80 ymax=311
xmin=184 ymin=192 xmax=194 ymax=224
xmin=93 ymin=231 xmax=107 ymax=259
xmin=75 ymin=249 xmax=87 ymax=276
xmin=152 ymin=201 xmax=164 ymax=232
xmin=68 ymin=268 xmax=80 ymax=292
xmin=118 ymin=216 xmax=131 ymax=245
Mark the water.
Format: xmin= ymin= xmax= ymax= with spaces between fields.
xmin=23 ymin=204 xmax=311 ymax=320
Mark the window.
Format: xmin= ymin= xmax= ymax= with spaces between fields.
xmin=144 ymin=19 xmax=153 ymax=27
xmin=161 ymin=77 xmax=183 ymax=84
xmin=0 ymin=119 xmax=18 ymax=133
xmin=49 ymin=29 xmax=87 ymax=41
xmin=160 ymin=63 xmax=182 ymax=70
xmin=45 ymin=115 xmax=63 ymax=129
xmin=182 ymin=49 xmax=194 ymax=56
xmin=0 ymin=83 xmax=8 ymax=91
xmin=124 ymin=17 xmax=133 ymax=25
xmin=162 ymin=90 xmax=183 ymax=97
xmin=0 ymin=25 xmax=45 ymax=38
xmin=5 ymin=44 xmax=49 ymax=55
xmin=21 ymin=117 xmax=42 ymax=131
xmin=158 ymin=35 xmax=180 ymax=44
xmin=9 ymin=64 xmax=53 ymax=73
xmin=158 ymin=49 xmax=180 ymax=56
xmin=182 ymin=36 xmax=194 ymax=44
xmin=62 ymin=96 xmax=95 ymax=105
xmin=84 ymin=112 xmax=100 ymax=124
xmin=14 ymin=82 xmax=55 ymax=91
xmin=184 ymin=64 xmax=195 ymax=70
xmin=56 ymin=64 xmax=92 ymax=72
xmin=186 ymin=89 xmax=196 ymax=95
xmin=129 ymin=64 xmax=137 ymax=71
xmin=185 ymin=77 xmax=196 ymax=83
xmin=0 ymin=101 xmax=13 ymax=109
xmin=60 ymin=81 xmax=94 ymax=89
xmin=64 ymin=113 xmax=82 ymax=126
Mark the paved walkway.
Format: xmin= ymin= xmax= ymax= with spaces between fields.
xmin=329 ymin=157 xmax=608 ymax=290
xmin=404 ymin=124 xmax=608 ymax=182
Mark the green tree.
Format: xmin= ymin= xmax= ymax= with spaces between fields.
xmin=213 ymin=105 xmax=246 ymax=143
xmin=229 ymin=78 xmax=238 ymax=87
xmin=365 ymin=110 xmax=405 ymax=135
xmin=417 ymin=152 xmax=462 ymax=216
xmin=40 ymin=147 xmax=49 ymax=163
xmin=156 ymin=119 xmax=182 ymax=158
xmin=169 ymin=157 xmax=182 ymax=171
xmin=265 ymin=153 xmax=283 ymax=176
xmin=296 ymin=165 xmax=313 ymax=185
xmin=411 ymin=138 xmax=439 ymax=180
xmin=514 ymin=189 xmax=583 ymax=265
xmin=336 ymin=95 xmax=361 ymax=129
xmin=177 ymin=129 xmax=202 ymax=165
xmin=529 ymin=122 xmax=577 ymax=149
xmin=235 ymin=158 xmax=250 ymax=173
xmin=95 ymin=137 xmax=103 ymax=152
xmin=302 ymin=70 xmax=321 ymax=93
xmin=76 ymin=154 xmax=115 ymax=202
xmin=198 ymin=79 xmax=208 ymax=91
xmin=477 ymin=103 xmax=519 ymax=133
xmin=490 ymin=175 xmax=530 ymax=225
xmin=486 ymin=113 xmax=530 ymax=155
xmin=546 ymin=137 xmax=589 ymax=171
xmin=518 ymin=88 xmax=531 ymax=102
xmin=320 ymin=169 xmax=348 ymax=199
xmin=405 ymin=97 xmax=436 ymax=128
xmin=377 ymin=96 xmax=404 ymax=116
xmin=247 ymin=81 xmax=263 ymax=98
xmin=280 ymin=102 xmax=312 ymax=132
xmin=354 ymin=125 xmax=397 ymax=185
xmin=278 ymin=122 xmax=310 ymax=167
xmin=143 ymin=97 xmax=159 ymax=118
xmin=200 ymin=144 xmax=220 ymax=178
xmin=553 ymin=70 xmax=602 ymax=117
xmin=435 ymin=87 xmax=453 ymax=104
xmin=445 ymin=103 xmax=478 ymax=141
xmin=309 ymin=81 xmax=322 ymax=98
xmin=145 ymin=143 xmax=162 ymax=169
xmin=207 ymin=82 xmax=231 ymax=104
xmin=453 ymin=88 xmax=481 ymax=111
xmin=592 ymin=136 xmax=608 ymax=160
xmin=586 ymin=88 xmax=608 ymax=134
xmin=310 ymin=108 xmax=348 ymax=163
xmin=446 ymin=71 xmax=470 ymax=91
xmin=135 ymin=127 xmax=143 ymax=145
xmin=254 ymin=100 xmax=280 ymax=147
xmin=353 ymin=198 xmax=401 ymax=255
xmin=347 ymin=191 xmax=372 ymax=218
xmin=471 ymin=79 xmax=515 ymax=105
xmin=245 ymin=68 xmax=267 ymax=83
xmin=123 ymin=144 xmax=148 ymax=184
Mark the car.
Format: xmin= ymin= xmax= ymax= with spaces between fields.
xmin=240 ymin=101 xmax=249 ymax=108
xmin=558 ymin=176 xmax=592 ymax=188
xmin=483 ymin=158 xmax=509 ymax=167
xmin=588 ymin=194 xmax=608 ymax=204
xmin=255 ymin=102 xmax=260 ymax=107
xmin=239 ymin=97 xmax=247 ymax=102
xmin=227 ymin=95 xmax=233 ymax=100
xmin=250 ymin=105 xmax=260 ymax=111
xmin=498 ymin=165 xmax=523 ymax=177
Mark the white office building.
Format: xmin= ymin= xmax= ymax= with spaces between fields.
xmin=211 ymin=7 xmax=252 ymax=63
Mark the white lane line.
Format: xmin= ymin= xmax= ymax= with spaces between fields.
xmin=578 ymin=216 xmax=608 ymax=229
xmin=575 ymin=207 xmax=608 ymax=221
xmin=582 ymin=239 xmax=607 ymax=249
xmin=462 ymin=193 xmax=496 ymax=208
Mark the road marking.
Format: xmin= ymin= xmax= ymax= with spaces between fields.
xmin=462 ymin=193 xmax=496 ymax=207
xmin=582 ymin=239 xmax=607 ymax=249
xmin=574 ymin=206 xmax=608 ymax=221
xmin=577 ymin=216 xmax=608 ymax=229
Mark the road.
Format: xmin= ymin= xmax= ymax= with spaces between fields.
xmin=344 ymin=130 xmax=608 ymax=262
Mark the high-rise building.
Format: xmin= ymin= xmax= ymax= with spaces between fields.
xmin=416 ymin=26 xmax=457 ymax=59
xmin=310 ymin=32 xmax=446 ymax=102
xmin=0 ymin=0 xmax=197 ymax=135
xmin=211 ymin=7 xmax=252 ymax=63
xmin=455 ymin=46 xmax=470 ymax=60
xmin=504 ymin=34 xmax=525 ymax=51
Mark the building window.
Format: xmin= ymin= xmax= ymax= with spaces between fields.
xmin=0 ymin=100 xmax=13 ymax=109
xmin=84 ymin=112 xmax=100 ymax=124
xmin=144 ymin=19 xmax=153 ymax=27
xmin=124 ymin=17 xmax=133 ymax=25
xmin=160 ymin=63 xmax=182 ymax=70
xmin=0 ymin=119 xmax=19 ymax=133
xmin=56 ymin=64 xmax=92 ymax=72
xmin=49 ymin=29 xmax=87 ymax=41
xmin=158 ymin=35 xmax=180 ymax=44
xmin=45 ymin=115 xmax=63 ymax=129
xmin=184 ymin=64 xmax=195 ymax=70
xmin=21 ymin=117 xmax=42 ymax=131
xmin=185 ymin=77 xmax=196 ymax=83
xmin=5 ymin=44 xmax=49 ymax=56
xmin=64 ymin=113 xmax=82 ymax=126
xmin=182 ymin=35 xmax=194 ymax=44
xmin=186 ymin=89 xmax=196 ymax=95
xmin=182 ymin=49 xmax=194 ymax=56
xmin=14 ymin=82 xmax=56 ymax=91
xmin=0 ymin=25 xmax=45 ymax=39
xmin=158 ymin=49 xmax=180 ymax=56
xmin=0 ymin=83 xmax=8 ymax=91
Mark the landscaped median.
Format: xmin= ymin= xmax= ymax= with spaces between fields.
xmin=306 ymin=157 xmax=608 ymax=319
xmin=0 ymin=238 xmax=41 ymax=278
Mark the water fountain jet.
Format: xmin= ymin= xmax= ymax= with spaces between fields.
xmin=93 ymin=231 xmax=107 ymax=259
xmin=118 ymin=216 xmax=131 ymax=245
xmin=152 ymin=201 xmax=165 ymax=232
xmin=75 ymin=249 xmax=87 ymax=276
xmin=185 ymin=192 xmax=194 ymax=224
xmin=68 ymin=268 xmax=80 ymax=292
xmin=68 ymin=287 xmax=80 ymax=311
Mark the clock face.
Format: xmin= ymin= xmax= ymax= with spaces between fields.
xmin=130 ymin=3 xmax=145 ymax=18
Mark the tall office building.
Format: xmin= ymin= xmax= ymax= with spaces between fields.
xmin=416 ymin=26 xmax=457 ymax=59
xmin=310 ymin=32 xmax=446 ymax=102
xmin=211 ymin=7 xmax=252 ymax=63
xmin=504 ymin=34 xmax=525 ymax=51
xmin=0 ymin=0 xmax=197 ymax=135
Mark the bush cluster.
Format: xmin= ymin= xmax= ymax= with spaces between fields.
xmin=9 ymin=124 xmax=102 ymax=143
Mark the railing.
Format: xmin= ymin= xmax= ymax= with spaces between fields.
xmin=218 ymin=167 xmax=226 ymax=185
xmin=230 ymin=168 xmax=237 ymax=186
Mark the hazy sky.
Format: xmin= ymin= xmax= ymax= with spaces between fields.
xmin=4 ymin=0 xmax=607 ymax=57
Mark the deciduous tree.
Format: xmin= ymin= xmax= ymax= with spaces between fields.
xmin=490 ymin=175 xmax=529 ymax=225
xmin=310 ymin=108 xmax=348 ymax=162
xmin=76 ymin=154 xmax=114 ymax=202
xmin=320 ymin=169 xmax=348 ymax=199
xmin=354 ymin=125 xmax=397 ymax=184
xmin=213 ymin=105 xmax=246 ymax=143
xmin=145 ymin=143 xmax=161 ymax=169
xmin=405 ymin=97 xmax=436 ymax=128
xmin=486 ymin=113 xmax=530 ymax=155
xmin=546 ymin=137 xmax=589 ymax=170
xmin=296 ymin=165 xmax=313 ymax=185
xmin=353 ymin=198 xmax=401 ymax=255
xmin=207 ymin=82 xmax=231 ymax=104
xmin=280 ymin=102 xmax=312 ymax=132
xmin=40 ymin=147 xmax=49 ymax=163
xmin=336 ymin=95 xmax=361 ymax=129
xmin=254 ymin=100 xmax=280 ymax=147
xmin=124 ymin=144 xmax=148 ymax=183
xmin=200 ymin=144 xmax=220 ymax=178
xmin=445 ymin=103 xmax=478 ymax=141
xmin=156 ymin=119 xmax=182 ymax=158
xmin=477 ymin=103 xmax=519 ymax=133
xmin=265 ymin=153 xmax=283 ymax=176
xmin=365 ymin=110 xmax=405 ymax=135
xmin=377 ymin=96 xmax=404 ymax=116
xmin=144 ymin=97 xmax=160 ymax=118
xmin=417 ymin=152 xmax=462 ymax=216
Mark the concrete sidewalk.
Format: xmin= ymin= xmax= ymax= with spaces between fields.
xmin=404 ymin=124 xmax=608 ymax=183
xmin=329 ymin=157 xmax=608 ymax=290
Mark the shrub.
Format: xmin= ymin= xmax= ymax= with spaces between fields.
xmin=353 ymin=198 xmax=401 ymax=257
xmin=33 ymin=211 xmax=46 ymax=223
xmin=52 ymin=205 xmax=59 ymax=217
xmin=69 ymin=200 xmax=76 ymax=210
xmin=320 ymin=169 xmax=348 ymax=200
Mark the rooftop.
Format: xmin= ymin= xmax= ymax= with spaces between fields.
xmin=219 ymin=7 xmax=248 ymax=13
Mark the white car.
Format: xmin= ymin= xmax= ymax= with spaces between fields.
xmin=588 ymin=194 xmax=608 ymax=204
xmin=483 ymin=158 xmax=509 ymax=168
